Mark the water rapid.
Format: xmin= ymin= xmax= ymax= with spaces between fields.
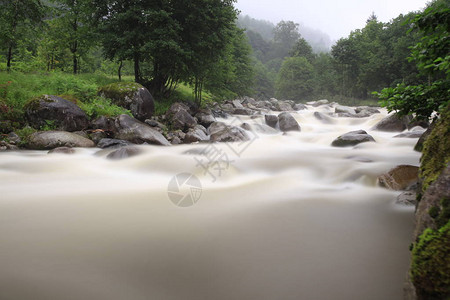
xmin=0 ymin=105 xmax=420 ymax=300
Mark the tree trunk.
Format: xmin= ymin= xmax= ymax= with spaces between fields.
xmin=118 ymin=61 xmax=123 ymax=81
xmin=73 ymin=54 xmax=78 ymax=74
xmin=7 ymin=46 xmax=13 ymax=72
xmin=134 ymin=55 xmax=140 ymax=83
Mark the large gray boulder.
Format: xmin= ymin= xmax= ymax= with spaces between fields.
xmin=115 ymin=114 xmax=170 ymax=146
xmin=28 ymin=131 xmax=95 ymax=150
xmin=372 ymin=113 xmax=412 ymax=132
xmin=165 ymin=103 xmax=197 ymax=131
xmin=98 ymin=82 xmax=154 ymax=121
xmin=331 ymin=130 xmax=375 ymax=147
xmin=335 ymin=105 xmax=356 ymax=115
xmin=314 ymin=112 xmax=334 ymax=124
xmin=208 ymin=122 xmax=250 ymax=142
xmin=278 ymin=112 xmax=301 ymax=132
xmin=184 ymin=127 xmax=209 ymax=143
xmin=378 ymin=165 xmax=419 ymax=190
xmin=276 ymin=101 xmax=293 ymax=111
xmin=25 ymin=95 xmax=89 ymax=131
xmin=107 ymin=146 xmax=142 ymax=160
xmin=265 ymin=114 xmax=279 ymax=128
xmin=97 ymin=138 xmax=134 ymax=149
xmin=195 ymin=109 xmax=216 ymax=128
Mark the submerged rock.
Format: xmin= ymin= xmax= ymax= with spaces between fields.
xmin=313 ymin=112 xmax=334 ymax=124
xmin=97 ymin=138 xmax=134 ymax=149
xmin=265 ymin=114 xmax=279 ymax=128
xmin=107 ymin=146 xmax=142 ymax=160
xmin=331 ymin=130 xmax=375 ymax=147
xmin=372 ymin=113 xmax=412 ymax=132
xmin=278 ymin=112 xmax=301 ymax=132
xmin=208 ymin=122 xmax=250 ymax=142
xmin=25 ymin=95 xmax=89 ymax=131
xmin=48 ymin=147 xmax=76 ymax=154
xmin=378 ymin=165 xmax=419 ymax=190
xmin=28 ymin=131 xmax=95 ymax=150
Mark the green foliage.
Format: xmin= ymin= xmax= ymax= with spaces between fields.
xmin=14 ymin=125 xmax=36 ymax=147
xmin=78 ymin=97 xmax=131 ymax=119
xmin=290 ymin=38 xmax=315 ymax=62
xmin=410 ymin=221 xmax=450 ymax=299
xmin=276 ymin=57 xmax=314 ymax=100
xmin=419 ymin=104 xmax=450 ymax=191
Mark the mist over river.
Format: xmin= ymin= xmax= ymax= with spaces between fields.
xmin=0 ymin=104 xmax=420 ymax=299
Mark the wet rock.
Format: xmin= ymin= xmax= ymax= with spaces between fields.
xmin=265 ymin=114 xmax=279 ymax=128
xmin=7 ymin=132 xmax=21 ymax=144
xmin=209 ymin=122 xmax=250 ymax=142
xmin=241 ymin=97 xmax=257 ymax=106
xmin=91 ymin=116 xmax=117 ymax=133
xmin=165 ymin=103 xmax=197 ymax=131
xmin=233 ymin=108 xmax=253 ymax=115
xmin=278 ymin=112 xmax=301 ymax=132
xmin=378 ymin=165 xmax=419 ymax=190
xmin=90 ymin=130 xmax=108 ymax=144
xmin=48 ymin=147 xmax=76 ymax=154
xmin=310 ymin=99 xmax=329 ymax=107
xmin=372 ymin=113 xmax=413 ymax=132
xmin=294 ymin=103 xmax=307 ymax=110
xmin=241 ymin=123 xmax=252 ymax=131
xmin=355 ymin=106 xmax=380 ymax=117
xmin=0 ymin=141 xmax=19 ymax=151
xmin=414 ymin=123 xmax=435 ymax=152
xmin=25 ymin=95 xmax=89 ymax=131
xmin=144 ymin=119 xmax=167 ymax=131
xmin=232 ymin=99 xmax=244 ymax=109
xmin=396 ymin=191 xmax=417 ymax=206
xmin=98 ymin=82 xmax=154 ymax=121
xmin=195 ymin=109 xmax=216 ymax=128
xmin=97 ymin=138 xmax=133 ymax=149
xmin=115 ymin=114 xmax=170 ymax=146
xmin=184 ymin=127 xmax=209 ymax=143
xmin=276 ymin=101 xmax=293 ymax=111
xmin=335 ymin=105 xmax=356 ymax=115
xmin=331 ymin=130 xmax=375 ymax=147
xmin=28 ymin=131 xmax=95 ymax=150
xmin=394 ymin=127 xmax=426 ymax=138
xmin=107 ymin=146 xmax=142 ymax=160
xmin=313 ymin=111 xmax=334 ymax=124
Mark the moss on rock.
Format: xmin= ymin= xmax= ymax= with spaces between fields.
xmin=98 ymin=82 xmax=143 ymax=106
xmin=411 ymin=221 xmax=450 ymax=299
xmin=419 ymin=104 xmax=450 ymax=192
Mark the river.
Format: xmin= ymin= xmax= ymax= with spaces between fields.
xmin=0 ymin=104 xmax=420 ymax=299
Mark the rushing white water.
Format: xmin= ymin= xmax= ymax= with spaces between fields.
xmin=0 ymin=105 xmax=420 ymax=300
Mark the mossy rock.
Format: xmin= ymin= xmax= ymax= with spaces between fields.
xmin=411 ymin=221 xmax=450 ymax=299
xmin=98 ymin=82 xmax=154 ymax=121
xmin=419 ymin=104 xmax=450 ymax=192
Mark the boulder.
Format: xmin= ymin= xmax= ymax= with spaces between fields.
xmin=278 ymin=112 xmax=301 ymax=132
xmin=25 ymin=95 xmax=89 ymax=131
xmin=331 ymin=130 xmax=375 ymax=147
xmin=232 ymin=99 xmax=244 ymax=109
xmin=310 ymin=99 xmax=329 ymax=107
xmin=372 ymin=113 xmax=413 ymax=132
xmin=91 ymin=116 xmax=117 ymax=133
xmin=378 ymin=165 xmax=419 ymax=190
xmin=97 ymin=138 xmax=134 ymax=149
xmin=355 ymin=106 xmax=380 ymax=117
xmin=184 ymin=127 xmax=209 ymax=143
xmin=233 ymin=108 xmax=253 ymax=115
xmin=28 ymin=131 xmax=95 ymax=150
xmin=314 ymin=111 xmax=334 ymax=124
xmin=276 ymin=101 xmax=293 ymax=111
xmin=98 ymin=82 xmax=154 ymax=121
xmin=89 ymin=130 xmax=108 ymax=144
xmin=294 ymin=103 xmax=307 ymax=111
xmin=0 ymin=141 xmax=19 ymax=151
xmin=265 ymin=114 xmax=279 ymax=128
xmin=195 ymin=109 xmax=216 ymax=128
xmin=165 ymin=103 xmax=197 ymax=131
xmin=394 ymin=127 xmax=426 ymax=138
xmin=114 ymin=114 xmax=170 ymax=146
xmin=209 ymin=122 xmax=250 ymax=142
xmin=335 ymin=105 xmax=356 ymax=115
xmin=396 ymin=191 xmax=417 ymax=206
xmin=107 ymin=146 xmax=142 ymax=160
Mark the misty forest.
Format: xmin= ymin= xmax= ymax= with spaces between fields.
xmin=0 ymin=0 xmax=449 ymax=299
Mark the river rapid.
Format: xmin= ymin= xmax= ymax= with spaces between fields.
xmin=0 ymin=104 xmax=420 ymax=300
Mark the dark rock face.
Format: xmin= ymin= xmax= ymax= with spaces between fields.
xmin=25 ymin=95 xmax=89 ymax=131
xmin=195 ymin=109 xmax=216 ymax=128
xmin=184 ymin=127 xmax=209 ymax=143
xmin=28 ymin=131 xmax=95 ymax=150
xmin=107 ymin=146 xmax=142 ymax=160
xmin=265 ymin=115 xmax=279 ymax=128
xmin=355 ymin=106 xmax=380 ymax=117
xmin=233 ymin=108 xmax=253 ymax=115
xmin=98 ymin=82 xmax=154 ymax=121
xmin=313 ymin=111 xmax=334 ymax=124
xmin=115 ymin=114 xmax=170 ymax=146
xmin=294 ymin=103 xmax=307 ymax=111
xmin=278 ymin=112 xmax=301 ymax=132
xmin=165 ymin=103 xmax=197 ymax=131
xmin=208 ymin=122 xmax=250 ymax=142
xmin=91 ymin=116 xmax=117 ymax=133
xmin=331 ymin=130 xmax=375 ymax=147
xmin=97 ymin=138 xmax=134 ymax=149
xmin=275 ymin=101 xmax=293 ymax=111
xmin=0 ymin=141 xmax=19 ymax=151
xmin=378 ymin=165 xmax=419 ymax=190
xmin=372 ymin=113 xmax=412 ymax=132
xmin=394 ymin=127 xmax=426 ymax=138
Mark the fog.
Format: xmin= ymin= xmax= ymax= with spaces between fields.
xmin=235 ymin=0 xmax=428 ymax=40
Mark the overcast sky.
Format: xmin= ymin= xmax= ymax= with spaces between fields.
xmin=235 ymin=0 xmax=428 ymax=40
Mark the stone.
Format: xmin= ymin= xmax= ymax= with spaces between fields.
xmin=98 ymin=82 xmax=154 ymax=121
xmin=232 ymin=99 xmax=244 ymax=109
xmin=233 ymin=108 xmax=253 ymax=115
xmin=195 ymin=109 xmax=216 ymax=128
xmin=265 ymin=114 xmax=279 ymax=128
xmin=115 ymin=114 xmax=170 ymax=146
xmin=313 ymin=112 xmax=334 ymax=124
xmin=107 ymin=146 xmax=142 ymax=160
xmin=372 ymin=113 xmax=413 ymax=132
xmin=335 ymin=105 xmax=356 ymax=115
xmin=90 ymin=130 xmax=108 ymax=144
xmin=7 ymin=132 xmax=21 ymax=144
xmin=294 ymin=103 xmax=307 ymax=110
xmin=278 ymin=112 xmax=301 ymax=132
xmin=378 ymin=165 xmax=419 ymax=190
xmin=209 ymin=122 xmax=250 ymax=142
xmin=396 ymin=191 xmax=417 ymax=206
xmin=311 ymin=99 xmax=329 ymax=107
xmin=91 ymin=116 xmax=117 ymax=133
xmin=276 ymin=101 xmax=293 ymax=111
xmin=25 ymin=95 xmax=89 ymax=131
xmin=184 ymin=127 xmax=209 ymax=143
xmin=331 ymin=130 xmax=375 ymax=147
xmin=165 ymin=103 xmax=197 ymax=131
xmin=97 ymin=138 xmax=133 ymax=149
xmin=28 ymin=131 xmax=95 ymax=150
xmin=0 ymin=141 xmax=19 ymax=151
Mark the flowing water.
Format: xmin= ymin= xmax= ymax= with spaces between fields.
xmin=0 ymin=105 xmax=420 ymax=300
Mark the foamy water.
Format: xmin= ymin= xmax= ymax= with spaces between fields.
xmin=0 ymin=105 xmax=419 ymax=299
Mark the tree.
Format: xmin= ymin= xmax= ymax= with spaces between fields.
xmin=0 ymin=0 xmax=45 ymax=71
xmin=275 ymin=56 xmax=314 ymax=100
xmin=377 ymin=0 xmax=450 ymax=120
xmin=271 ymin=20 xmax=300 ymax=60
xmin=290 ymin=37 xmax=315 ymax=62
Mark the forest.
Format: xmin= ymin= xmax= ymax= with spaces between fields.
xmin=0 ymin=0 xmax=448 ymax=117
